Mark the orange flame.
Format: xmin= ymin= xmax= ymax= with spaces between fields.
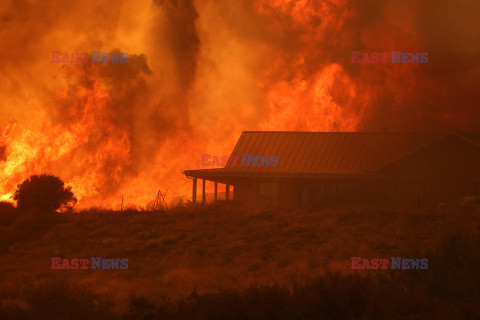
xmin=1 ymin=0 xmax=479 ymax=209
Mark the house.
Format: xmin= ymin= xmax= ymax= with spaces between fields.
xmin=183 ymin=131 xmax=480 ymax=208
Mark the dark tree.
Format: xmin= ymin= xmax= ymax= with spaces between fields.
xmin=14 ymin=174 xmax=77 ymax=212
xmin=0 ymin=201 xmax=17 ymax=226
xmin=0 ymin=201 xmax=15 ymax=213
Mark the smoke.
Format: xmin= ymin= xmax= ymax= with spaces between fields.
xmin=0 ymin=0 xmax=479 ymax=207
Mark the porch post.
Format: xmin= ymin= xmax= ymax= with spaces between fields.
xmin=226 ymin=184 xmax=230 ymax=201
xmin=214 ymin=182 xmax=218 ymax=201
xmin=202 ymin=179 xmax=206 ymax=205
xmin=192 ymin=178 xmax=197 ymax=204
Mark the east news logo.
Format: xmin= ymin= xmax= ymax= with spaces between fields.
xmin=201 ymin=154 xmax=279 ymax=167
xmin=51 ymin=51 xmax=128 ymax=63
xmin=351 ymin=257 xmax=428 ymax=269
xmin=351 ymin=51 xmax=428 ymax=63
xmin=51 ymin=257 xmax=128 ymax=270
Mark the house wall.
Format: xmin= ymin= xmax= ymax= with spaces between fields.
xmin=305 ymin=179 xmax=400 ymax=207
xmin=232 ymin=180 xmax=258 ymax=206
xmin=233 ymin=179 xmax=301 ymax=208
xmin=383 ymin=134 xmax=480 ymax=205
xmin=233 ymin=178 xmax=401 ymax=208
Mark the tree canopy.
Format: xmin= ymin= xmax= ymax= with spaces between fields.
xmin=14 ymin=174 xmax=77 ymax=212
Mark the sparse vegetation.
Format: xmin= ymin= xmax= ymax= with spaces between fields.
xmin=0 ymin=204 xmax=479 ymax=318
xmin=0 ymin=175 xmax=73 ymax=251
xmin=22 ymin=279 xmax=115 ymax=320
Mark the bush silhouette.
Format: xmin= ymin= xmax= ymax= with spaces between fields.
xmin=0 ymin=201 xmax=17 ymax=226
xmin=14 ymin=174 xmax=77 ymax=213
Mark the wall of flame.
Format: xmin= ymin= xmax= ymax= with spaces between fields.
xmin=1 ymin=0 xmax=479 ymax=208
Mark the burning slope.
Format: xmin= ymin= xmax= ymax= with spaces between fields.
xmin=1 ymin=0 xmax=479 ymax=208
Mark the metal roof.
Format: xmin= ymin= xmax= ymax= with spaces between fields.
xmin=183 ymin=131 xmax=480 ymax=179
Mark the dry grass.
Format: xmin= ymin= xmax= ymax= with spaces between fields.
xmin=0 ymin=203 xmax=479 ymax=318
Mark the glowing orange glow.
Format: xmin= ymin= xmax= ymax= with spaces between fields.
xmin=1 ymin=0 xmax=479 ymax=209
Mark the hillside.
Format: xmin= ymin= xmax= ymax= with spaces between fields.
xmin=0 ymin=204 xmax=479 ymax=317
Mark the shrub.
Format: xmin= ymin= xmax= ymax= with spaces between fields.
xmin=14 ymin=174 xmax=77 ymax=213
xmin=0 ymin=201 xmax=17 ymax=227
xmin=124 ymin=295 xmax=175 ymax=320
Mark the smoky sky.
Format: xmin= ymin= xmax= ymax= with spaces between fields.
xmin=0 ymin=0 xmax=479 ymax=206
